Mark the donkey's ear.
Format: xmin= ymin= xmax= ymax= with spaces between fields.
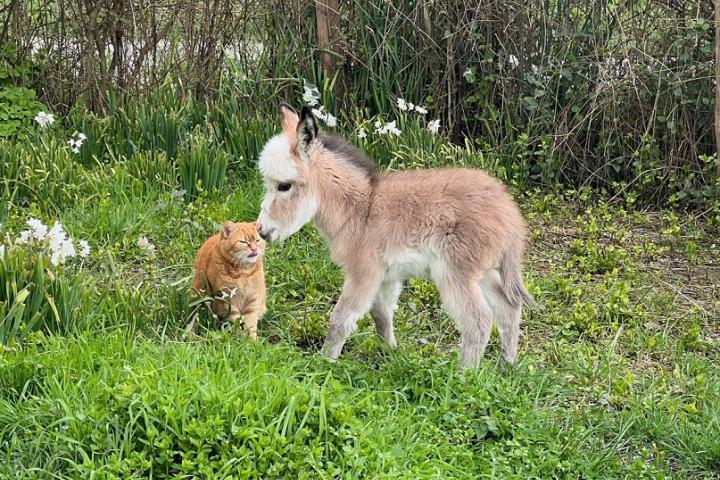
xmin=279 ymin=102 xmax=299 ymax=135
xmin=297 ymin=106 xmax=319 ymax=151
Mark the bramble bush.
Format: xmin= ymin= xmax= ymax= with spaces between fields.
xmin=0 ymin=45 xmax=47 ymax=138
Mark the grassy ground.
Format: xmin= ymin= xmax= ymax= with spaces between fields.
xmin=1 ymin=122 xmax=719 ymax=478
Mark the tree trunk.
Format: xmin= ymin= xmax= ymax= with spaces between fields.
xmin=715 ymin=0 xmax=720 ymax=175
xmin=715 ymin=0 xmax=720 ymax=174
xmin=82 ymin=2 xmax=105 ymax=113
xmin=315 ymin=0 xmax=340 ymax=76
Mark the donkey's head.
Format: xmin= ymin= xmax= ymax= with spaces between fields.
xmin=256 ymin=104 xmax=320 ymax=243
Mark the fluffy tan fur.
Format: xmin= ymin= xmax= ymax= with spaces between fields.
xmin=257 ymin=105 xmax=532 ymax=367
xmin=192 ymin=221 xmax=266 ymax=340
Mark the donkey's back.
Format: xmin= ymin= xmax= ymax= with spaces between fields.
xmin=369 ymin=167 xmax=526 ymax=270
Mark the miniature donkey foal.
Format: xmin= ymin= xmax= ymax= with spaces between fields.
xmin=256 ymin=104 xmax=532 ymax=367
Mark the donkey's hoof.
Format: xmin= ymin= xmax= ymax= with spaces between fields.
xmin=321 ymin=344 xmax=342 ymax=361
xmin=319 ymin=353 xmax=338 ymax=363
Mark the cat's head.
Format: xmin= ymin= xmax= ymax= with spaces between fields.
xmin=219 ymin=221 xmax=266 ymax=265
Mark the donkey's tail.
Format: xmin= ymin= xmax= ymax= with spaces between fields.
xmin=500 ymin=244 xmax=534 ymax=307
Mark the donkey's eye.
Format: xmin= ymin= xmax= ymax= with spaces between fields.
xmin=277 ymin=183 xmax=292 ymax=192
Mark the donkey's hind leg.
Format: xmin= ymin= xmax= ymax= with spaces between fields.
xmin=435 ymin=270 xmax=493 ymax=368
xmin=370 ymin=280 xmax=402 ymax=348
xmin=479 ymin=270 xmax=521 ymax=364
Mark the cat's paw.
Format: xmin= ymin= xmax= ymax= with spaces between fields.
xmin=185 ymin=318 xmax=199 ymax=336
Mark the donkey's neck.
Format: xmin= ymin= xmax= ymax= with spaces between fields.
xmin=312 ymin=158 xmax=373 ymax=242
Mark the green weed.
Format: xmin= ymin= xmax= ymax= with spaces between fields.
xmin=0 ymin=96 xmax=717 ymax=478
xmin=0 ymin=246 xmax=90 ymax=344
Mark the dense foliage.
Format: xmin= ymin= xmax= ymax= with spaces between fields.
xmin=0 ymin=1 xmax=718 ymax=477
xmin=3 ymin=0 xmax=719 ymax=204
xmin=1 ymin=92 xmax=718 ymax=477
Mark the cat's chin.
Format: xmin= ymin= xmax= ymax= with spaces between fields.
xmin=239 ymin=254 xmax=262 ymax=264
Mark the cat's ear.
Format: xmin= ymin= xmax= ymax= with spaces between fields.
xmin=221 ymin=221 xmax=234 ymax=238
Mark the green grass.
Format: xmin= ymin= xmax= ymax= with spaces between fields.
xmin=0 ymin=107 xmax=719 ymax=478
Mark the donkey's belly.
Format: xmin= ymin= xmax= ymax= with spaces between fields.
xmin=384 ymin=249 xmax=436 ymax=281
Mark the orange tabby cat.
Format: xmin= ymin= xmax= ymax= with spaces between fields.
xmin=192 ymin=221 xmax=266 ymax=340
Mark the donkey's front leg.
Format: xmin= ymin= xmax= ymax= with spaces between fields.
xmin=322 ymin=272 xmax=382 ymax=359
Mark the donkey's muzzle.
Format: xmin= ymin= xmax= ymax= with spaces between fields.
xmin=257 ymin=224 xmax=276 ymax=243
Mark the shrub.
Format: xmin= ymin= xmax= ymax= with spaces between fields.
xmin=123 ymin=150 xmax=179 ymax=193
xmin=178 ymin=129 xmax=229 ymax=202
xmin=0 ymin=245 xmax=90 ymax=344
xmin=0 ymin=45 xmax=47 ymax=138
xmin=0 ymin=137 xmax=87 ymax=212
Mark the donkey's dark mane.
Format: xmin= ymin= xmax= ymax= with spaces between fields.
xmin=319 ymin=132 xmax=376 ymax=179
